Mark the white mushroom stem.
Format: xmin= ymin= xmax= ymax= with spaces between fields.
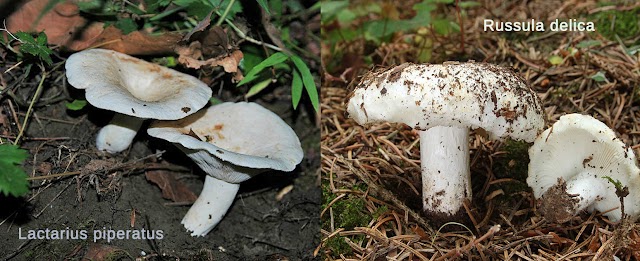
xmin=562 ymin=171 xmax=609 ymax=214
xmin=182 ymin=175 xmax=240 ymax=237
xmin=420 ymin=126 xmax=471 ymax=216
xmin=96 ymin=114 xmax=144 ymax=153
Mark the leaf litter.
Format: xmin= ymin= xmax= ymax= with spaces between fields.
xmin=320 ymin=0 xmax=640 ymax=260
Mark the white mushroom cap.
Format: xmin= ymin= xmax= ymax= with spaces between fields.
xmin=65 ymin=48 xmax=212 ymax=120
xmin=147 ymin=102 xmax=303 ymax=236
xmin=347 ymin=61 xmax=545 ymax=141
xmin=147 ymin=102 xmax=304 ymax=182
xmin=527 ymin=113 xmax=640 ymax=222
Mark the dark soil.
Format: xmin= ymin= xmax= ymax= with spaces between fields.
xmin=0 ymin=66 xmax=320 ymax=260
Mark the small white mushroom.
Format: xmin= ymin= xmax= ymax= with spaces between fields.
xmin=147 ymin=102 xmax=303 ymax=236
xmin=65 ymin=49 xmax=212 ymax=153
xmin=346 ymin=62 xmax=545 ymax=222
xmin=527 ymin=113 xmax=640 ymax=223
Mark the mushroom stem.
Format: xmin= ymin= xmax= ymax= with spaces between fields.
xmin=540 ymin=172 xmax=609 ymax=223
xmin=96 ymin=114 xmax=144 ymax=153
xmin=420 ymin=125 xmax=471 ymax=218
xmin=182 ymin=175 xmax=240 ymax=237
xmin=565 ymin=171 xmax=608 ymax=213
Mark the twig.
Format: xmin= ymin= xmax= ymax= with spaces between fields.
xmin=14 ymin=70 xmax=47 ymax=145
xmin=215 ymin=0 xmax=235 ymax=26
xmin=27 ymin=151 xmax=170 ymax=181
xmin=435 ymin=225 xmax=501 ymax=260
xmin=218 ymin=14 xmax=282 ymax=52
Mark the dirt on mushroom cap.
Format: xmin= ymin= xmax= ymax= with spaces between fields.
xmin=347 ymin=61 xmax=545 ymax=142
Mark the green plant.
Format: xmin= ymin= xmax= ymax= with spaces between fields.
xmin=589 ymin=6 xmax=640 ymax=41
xmin=238 ymin=51 xmax=319 ymax=111
xmin=65 ymin=99 xmax=88 ymax=111
xmin=0 ymin=144 xmax=30 ymax=197
xmin=0 ymin=29 xmax=53 ymax=65
xmin=321 ymin=0 xmax=476 ymax=70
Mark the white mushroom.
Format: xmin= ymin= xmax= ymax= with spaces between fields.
xmin=527 ymin=113 xmax=640 ymax=223
xmin=147 ymin=102 xmax=303 ymax=236
xmin=65 ymin=49 xmax=212 ymax=153
xmin=346 ymin=62 xmax=545 ymax=222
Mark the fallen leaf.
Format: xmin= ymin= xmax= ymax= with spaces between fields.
xmin=6 ymin=0 xmax=105 ymax=51
xmin=0 ymin=106 xmax=11 ymax=136
xmin=84 ymin=244 xmax=124 ymax=260
xmin=91 ymin=26 xmax=183 ymax=55
xmin=6 ymin=0 xmax=182 ymax=54
xmin=145 ymin=163 xmax=197 ymax=203
xmin=411 ymin=225 xmax=429 ymax=240
xmin=183 ymin=10 xmax=215 ymax=42
xmin=176 ymin=43 xmax=244 ymax=72
xmin=81 ymin=159 xmax=117 ymax=176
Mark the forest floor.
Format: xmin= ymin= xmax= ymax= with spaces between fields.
xmin=0 ymin=0 xmax=321 ymax=260
xmin=320 ymin=0 xmax=640 ymax=260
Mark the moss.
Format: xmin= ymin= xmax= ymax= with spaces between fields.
xmin=492 ymin=140 xmax=531 ymax=195
xmin=335 ymin=196 xmax=370 ymax=229
xmin=322 ymin=178 xmax=374 ymax=258
xmin=325 ymin=236 xmax=351 ymax=256
xmin=588 ymin=6 xmax=640 ymax=41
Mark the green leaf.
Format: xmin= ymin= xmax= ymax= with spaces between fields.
xmin=548 ymin=55 xmax=563 ymax=65
xmin=602 ymin=176 xmax=623 ymax=191
xmin=321 ymin=1 xmax=349 ymax=22
xmin=245 ymin=78 xmax=272 ymax=98
xmin=209 ymin=97 xmax=223 ymax=105
xmin=239 ymin=45 xmax=264 ymax=73
xmin=256 ymin=0 xmax=270 ymax=15
xmin=0 ymin=144 xmax=29 ymax=197
xmin=590 ymin=71 xmax=608 ymax=82
xmin=576 ymin=40 xmax=602 ymax=49
xmin=114 ymin=18 xmax=137 ymax=34
xmin=290 ymin=55 xmax=319 ymax=112
xmin=16 ymin=31 xmax=53 ymax=65
xmin=291 ymin=69 xmax=303 ymax=109
xmin=76 ymin=0 xmax=103 ymax=12
xmin=627 ymin=45 xmax=640 ymax=55
xmin=458 ymin=1 xmax=480 ymax=8
xmin=270 ymin=0 xmax=283 ymax=17
xmin=65 ymin=99 xmax=87 ymax=111
xmin=433 ymin=19 xmax=455 ymax=35
xmin=238 ymin=52 xmax=289 ymax=86
xmin=363 ymin=1 xmax=434 ymax=42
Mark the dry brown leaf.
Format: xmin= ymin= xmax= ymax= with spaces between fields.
xmin=84 ymin=244 xmax=124 ymax=260
xmin=145 ymin=164 xmax=197 ymax=203
xmin=6 ymin=0 xmax=105 ymax=51
xmin=6 ymin=0 xmax=182 ymax=54
xmin=176 ymin=43 xmax=244 ymax=73
xmin=183 ymin=10 xmax=215 ymax=42
xmin=91 ymin=26 xmax=183 ymax=55
xmin=0 ymin=106 xmax=11 ymax=136
xmin=81 ymin=159 xmax=117 ymax=176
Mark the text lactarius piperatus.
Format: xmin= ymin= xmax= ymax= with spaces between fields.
xmin=527 ymin=113 xmax=640 ymax=223
xmin=346 ymin=62 xmax=545 ymax=222
xmin=65 ymin=49 xmax=212 ymax=153
xmin=147 ymin=102 xmax=303 ymax=236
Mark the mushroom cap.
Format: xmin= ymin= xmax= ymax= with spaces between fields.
xmin=346 ymin=62 xmax=545 ymax=142
xmin=65 ymin=48 xmax=212 ymax=120
xmin=147 ymin=102 xmax=303 ymax=183
xmin=527 ymin=113 xmax=640 ymax=219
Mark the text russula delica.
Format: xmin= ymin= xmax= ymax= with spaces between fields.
xmin=484 ymin=19 xmax=595 ymax=32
